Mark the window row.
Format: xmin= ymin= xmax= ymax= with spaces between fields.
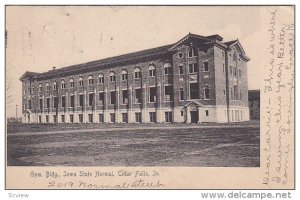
xmin=35 ymin=64 xmax=175 ymax=92
xmin=39 ymin=111 xmax=173 ymax=123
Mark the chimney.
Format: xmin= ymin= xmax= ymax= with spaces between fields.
xmin=53 ymin=67 xmax=56 ymax=70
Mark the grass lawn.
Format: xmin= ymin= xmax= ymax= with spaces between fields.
xmin=7 ymin=121 xmax=260 ymax=167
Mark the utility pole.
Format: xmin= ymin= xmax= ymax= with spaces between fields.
xmin=15 ymin=104 xmax=18 ymax=121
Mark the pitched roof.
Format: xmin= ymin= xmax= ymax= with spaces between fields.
xmin=37 ymin=43 xmax=174 ymax=79
xmin=19 ymin=71 xmax=41 ymax=81
xmin=224 ymin=40 xmax=238 ymax=46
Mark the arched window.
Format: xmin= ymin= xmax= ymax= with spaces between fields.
xmin=164 ymin=63 xmax=172 ymax=75
xmin=46 ymin=82 xmax=50 ymax=91
xmin=98 ymin=73 xmax=104 ymax=84
xmin=121 ymin=69 xmax=128 ymax=80
xmin=61 ymin=79 xmax=66 ymax=89
xmin=109 ymin=71 xmax=116 ymax=82
xmin=88 ymin=75 xmax=93 ymax=85
xmin=134 ymin=67 xmax=141 ymax=79
xmin=149 ymin=65 xmax=156 ymax=77
xmin=188 ymin=47 xmax=196 ymax=57
xmin=79 ymin=76 xmax=84 ymax=86
xmin=204 ymin=85 xmax=210 ymax=100
xmin=53 ymin=81 xmax=57 ymax=90
xmin=38 ymin=83 xmax=42 ymax=92
xmin=70 ymin=78 xmax=74 ymax=88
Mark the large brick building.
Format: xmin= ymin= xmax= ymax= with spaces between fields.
xmin=20 ymin=33 xmax=250 ymax=124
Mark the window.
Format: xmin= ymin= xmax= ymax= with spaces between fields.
xmin=164 ymin=63 xmax=172 ymax=75
xmin=79 ymin=94 xmax=84 ymax=107
xmin=99 ymin=114 xmax=104 ymax=123
xmin=135 ymin=112 xmax=142 ymax=123
xmin=110 ymin=71 xmax=116 ymax=82
xmin=164 ymin=85 xmax=173 ymax=101
xmin=204 ymin=85 xmax=210 ymax=100
xmin=79 ymin=114 xmax=83 ymax=123
xmin=53 ymin=115 xmax=57 ymax=123
xmin=188 ymin=48 xmax=196 ymax=57
xmin=70 ymin=95 xmax=75 ymax=108
xmin=135 ymin=89 xmax=142 ymax=103
xmin=223 ymin=89 xmax=226 ymax=95
xmin=39 ymin=83 xmax=42 ymax=92
xmin=46 ymin=115 xmax=49 ymax=123
xmin=165 ymin=112 xmax=172 ymax=122
xmin=39 ymin=99 xmax=43 ymax=111
xmin=61 ymin=115 xmax=65 ymax=123
xmin=205 ymin=110 xmax=209 ymax=116
xmin=229 ymin=66 xmax=232 ymax=75
xmin=70 ymin=78 xmax=74 ymax=88
xmin=61 ymin=96 xmax=66 ymax=108
xmin=234 ymin=85 xmax=238 ymax=100
xmin=233 ymin=67 xmax=237 ymax=76
xmin=134 ymin=67 xmax=141 ymax=79
xmin=122 ymin=113 xmax=128 ymax=123
xmin=222 ymin=64 xmax=225 ymax=74
xmin=149 ymin=112 xmax=156 ymax=123
xmin=70 ymin=114 xmax=74 ymax=123
xmin=110 ymin=91 xmax=116 ymax=105
xmin=98 ymin=74 xmax=104 ymax=84
xmin=79 ymin=76 xmax=84 ymax=86
xmin=203 ymin=62 xmax=209 ymax=72
xmin=190 ymin=83 xmax=199 ymax=99
xmin=46 ymin=83 xmax=50 ymax=91
xmin=189 ymin=63 xmax=198 ymax=74
xmin=53 ymin=82 xmax=57 ymax=90
xmin=121 ymin=69 xmax=128 ymax=80
xmin=240 ymin=90 xmax=242 ymax=100
xmin=181 ymin=111 xmax=184 ymax=116
xmin=122 ymin=90 xmax=128 ymax=104
xmin=179 ymin=88 xmax=184 ymax=100
xmin=238 ymin=69 xmax=242 ymax=77
xmin=99 ymin=92 xmax=104 ymax=105
xmin=89 ymin=93 xmax=94 ymax=106
xmin=233 ymin=52 xmax=237 ymax=61
xmin=88 ymin=114 xmax=93 ymax=123
xmin=88 ymin=75 xmax=93 ymax=85
xmin=149 ymin=65 xmax=156 ymax=77
xmin=61 ymin=80 xmax=66 ymax=89
xmin=179 ymin=66 xmax=184 ymax=75
xmin=178 ymin=52 xmax=183 ymax=58
xmin=231 ymin=88 xmax=233 ymax=100
xmin=110 ymin=113 xmax=115 ymax=123
xmin=149 ymin=87 xmax=157 ymax=102
xmin=46 ymin=98 xmax=50 ymax=108
xmin=240 ymin=110 xmax=243 ymax=121
xmin=28 ymin=100 xmax=32 ymax=109
xmin=53 ymin=97 xmax=58 ymax=108
xmin=222 ymin=50 xmax=225 ymax=58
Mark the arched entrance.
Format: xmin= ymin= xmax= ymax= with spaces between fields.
xmin=184 ymin=101 xmax=202 ymax=124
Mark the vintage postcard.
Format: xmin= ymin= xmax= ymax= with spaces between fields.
xmin=5 ymin=5 xmax=294 ymax=189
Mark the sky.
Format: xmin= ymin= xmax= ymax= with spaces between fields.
xmin=6 ymin=6 xmax=263 ymax=118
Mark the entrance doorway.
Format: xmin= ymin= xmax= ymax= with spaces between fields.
xmin=190 ymin=111 xmax=199 ymax=123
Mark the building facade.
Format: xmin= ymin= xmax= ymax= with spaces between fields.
xmin=20 ymin=33 xmax=250 ymax=124
xmin=248 ymin=90 xmax=260 ymax=120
